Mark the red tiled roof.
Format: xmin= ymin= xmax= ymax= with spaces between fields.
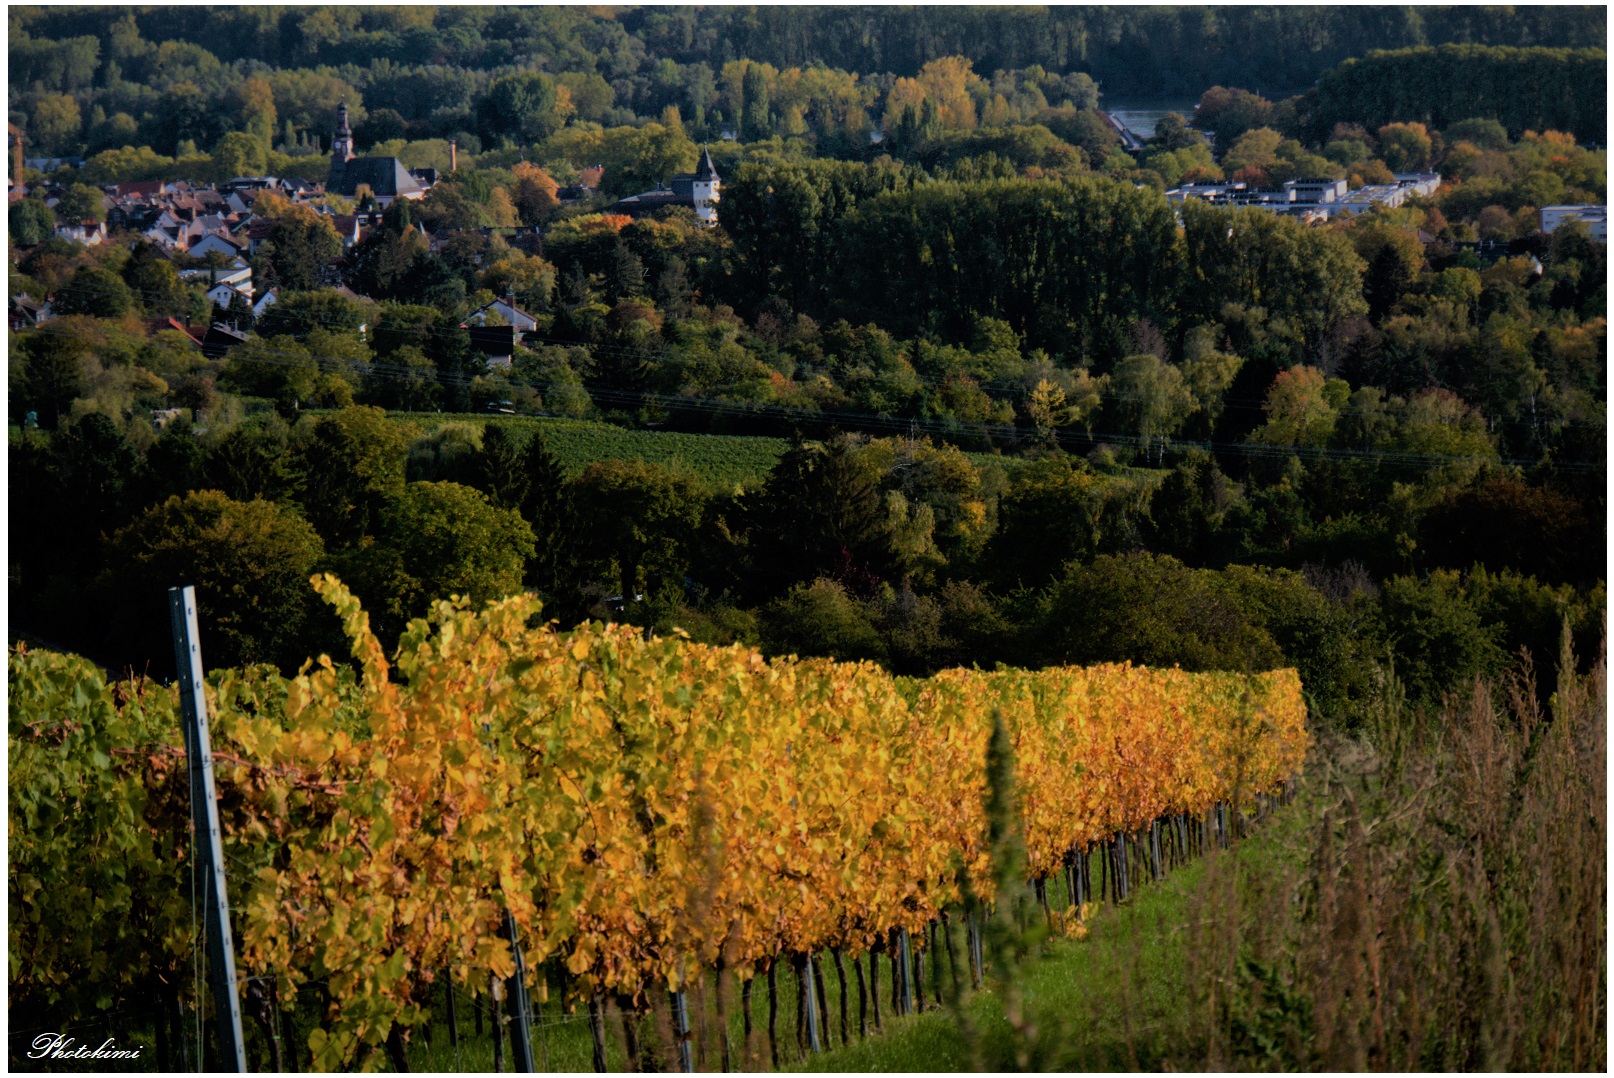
xmin=113 ymin=180 xmax=166 ymax=200
xmin=147 ymin=317 xmax=203 ymax=344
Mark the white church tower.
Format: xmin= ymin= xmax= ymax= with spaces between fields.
xmin=692 ymin=146 xmax=720 ymax=225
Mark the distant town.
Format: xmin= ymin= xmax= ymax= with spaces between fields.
xmin=10 ymin=102 xmax=1603 ymax=374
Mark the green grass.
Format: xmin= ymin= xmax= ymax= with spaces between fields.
xmin=783 ymin=799 xmax=1316 ymax=1072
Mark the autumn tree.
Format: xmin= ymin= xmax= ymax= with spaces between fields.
xmin=509 ymin=161 xmax=559 ymax=225
xmin=1248 ymin=365 xmax=1343 ymax=449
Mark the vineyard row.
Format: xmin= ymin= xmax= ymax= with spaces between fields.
xmin=8 ymin=574 xmax=1307 ymax=1069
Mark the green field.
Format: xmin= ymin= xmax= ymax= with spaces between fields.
xmin=391 ymin=412 xmax=1032 ymax=491
xmin=394 ymin=412 xmax=793 ymax=491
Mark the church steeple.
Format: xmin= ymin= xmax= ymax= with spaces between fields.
xmin=694 ymin=145 xmax=719 ymax=182
xmin=332 ymin=100 xmax=355 ymax=163
xmin=691 ymin=145 xmax=720 ymax=225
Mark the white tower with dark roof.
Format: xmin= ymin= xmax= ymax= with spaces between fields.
xmin=692 ymin=146 xmax=720 ymax=225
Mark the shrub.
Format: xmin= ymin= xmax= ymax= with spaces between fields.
xmin=1034 ymin=552 xmax=1283 ymax=673
xmin=761 ymin=577 xmax=888 ymax=664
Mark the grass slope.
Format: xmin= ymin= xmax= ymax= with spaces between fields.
xmin=395 ymin=412 xmax=792 ymax=492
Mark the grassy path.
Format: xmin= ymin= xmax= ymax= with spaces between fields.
xmin=785 ymin=787 xmax=1318 ymax=1072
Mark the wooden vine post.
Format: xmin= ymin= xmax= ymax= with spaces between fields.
xmin=168 ymin=585 xmax=248 ymax=1072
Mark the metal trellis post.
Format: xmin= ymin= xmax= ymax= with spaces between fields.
xmin=505 ymin=910 xmax=537 ymax=1072
xmin=168 ymin=585 xmax=247 ymax=1072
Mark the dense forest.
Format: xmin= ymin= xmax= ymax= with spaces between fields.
xmin=8 ymin=5 xmax=1608 ymax=740
xmin=11 ymin=6 xmax=1607 ymax=116
xmin=8 ymin=5 xmax=1606 ymax=159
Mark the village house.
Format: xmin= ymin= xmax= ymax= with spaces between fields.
xmin=463 ymin=297 xmax=541 ymax=367
xmin=9 ymin=292 xmax=52 ymax=331
xmin=186 ymin=231 xmax=248 ymax=261
xmin=205 ymin=282 xmax=253 ymax=311
xmin=1540 ymin=204 xmax=1607 ymax=243
xmin=54 ymin=219 xmax=106 ymax=246
xmin=199 ymin=322 xmax=250 ymax=361
xmin=558 ymin=165 xmax=605 ymax=203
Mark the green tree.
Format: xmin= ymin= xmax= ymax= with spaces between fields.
xmin=1444 ymin=117 xmax=1509 ymax=151
xmin=1376 ymin=122 xmax=1433 ymax=172
xmin=9 ymin=198 xmax=57 ymax=246
xmin=1180 ymin=201 xmax=1367 ymax=360
xmin=1249 ymin=365 xmax=1340 ymax=449
xmin=832 ymin=174 xmax=1179 ymax=358
xmin=475 ymin=423 xmax=527 ymax=510
xmin=254 ymin=289 xmax=368 ymax=338
xmin=1222 ymin=127 xmax=1284 ymax=176
xmin=761 ymin=578 xmax=887 ymax=664
xmin=293 ymin=406 xmax=414 ymax=545
xmin=120 ymin=240 xmax=184 ymax=317
xmin=741 ymin=62 xmax=771 ymax=139
xmin=1364 ymin=243 xmax=1417 ymax=324
xmin=55 ymin=184 xmax=106 ymax=224
xmin=404 ymin=422 xmax=483 ymax=485
xmin=337 ymin=481 xmax=535 ymax=644
xmin=1102 ymin=353 xmax=1195 ymax=462
xmin=1145 ymin=450 xmax=1241 ymax=566
xmin=204 ymin=416 xmax=300 ymax=504
xmin=1178 ymin=326 xmax=1244 ymax=431
xmin=233 ymin=76 xmax=278 ymax=143
xmin=18 ymin=325 xmax=91 ymax=429
xmin=1034 ymin=552 xmax=1285 ymax=672
xmin=988 ymin=456 xmax=1147 ymax=590
xmin=518 ymin=427 xmax=569 ymax=598
xmin=100 ymin=490 xmax=327 ymax=671
xmin=748 ymin=435 xmax=895 ymax=595
xmin=221 ymin=336 xmax=319 ymax=410
xmin=477 ymin=71 xmax=563 ymax=145
xmin=257 ymin=207 xmax=342 ymax=292
xmin=30 ymin=94 xmax=82 ymax=154
xmin=54 ymin=266 xmax=133 ymax=318
xmin=1379 ymin=570 xmax=1505 ymax=708
xmin=211 ymin=131 xmax=269 ymax=181
xmin=570 ymin=458 xmax=706 ymax=603
xmin=1194 ymin=86 xmax=1274 ymax=150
